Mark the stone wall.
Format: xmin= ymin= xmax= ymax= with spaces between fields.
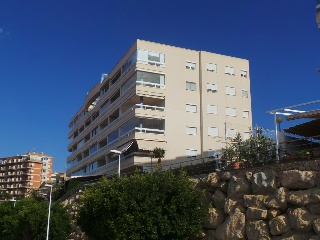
xmin=193 ymin=159 xmax=320 ymax=240
xmin=63 ymin=159 xmax=320 ymax=240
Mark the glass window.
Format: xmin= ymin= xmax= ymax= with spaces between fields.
xmin=186 ymin=61 xmax=196 ymax=70
xmin=186 ymin=149 xmax=197 ymax=157
xmin=137 ymin=49 xmax=165 ymax=66
xmin=207 ymin=83 xmax=217 ymax=92
xmin=226 ymin=128 xmax=237 ymax=138
xmin=186 ymin=126 xmax=197 ymax=135
xmin=186 ymin=81 xmax=197 ymax=91
xmin=137 ymin=71 xmax=165 ymax=86
xmin=242 ymin=89 xmax=248 ymax=98
xmin=243 ymin=110 xmax=249 ymax=118
xmin=241 ymin=70 xmax=247 ymax=78
xmin=226 ymin=86 xmax=236 ymax=96
xmin=208 ymin=127 xmax=219 ymax=136
xmin=207 ymin=105 xmax=218 ymax=114
xmin=243 ymin=131 xmax=250 ymax=140
xmin=226 ymin=107 xmax=237 ymax=117
xmin=186 ymin=104 xmax=197 ymax=113
xmin=206 ymin=63 xmax=217 ymax=72
xmin=225 ymin=66 xmax=235 ymax=75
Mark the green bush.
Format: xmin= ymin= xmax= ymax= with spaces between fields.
xmin=78 ymin=168 xmax=208 ymax=240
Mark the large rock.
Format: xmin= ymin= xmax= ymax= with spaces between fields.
xmin=287 ymin=207 xmax=318 ymax=232
xmin=252 ymin=171 xmax=277 ymax=194
xmin=224 ymin=198 xmax=245 ymax=215
xmin=314 ymin=218 xmax=320 ymax=236
xmin=265 ymin=187 xmax=288 ymax=212
xmin=268 ymin=208 xmax=282 ymax=220
xmin=227 ymin=175 xmax=252 ymax=199
xmin=246 ymin=207 xmax=268 ymax=221
xmin=287 ymin=188 xmax=320 ymax=206
xmin=273 ymin=230 xmax=316 ymax=240
xmin=308 ymin=203 xmax=320 ymax=214
xmin=243 ymin=195 xmax=267 ymax=209
xmin=203 ymin=208 xmax=226 ymax=229
xmin=246 ymin=220 xmax=271 ymax=240
xmin=217 ymin=181 xmax=228 ymax=193
xmin=220 ymin=172 xmax=232 ymax=181
xmin=202 ymin=172 xmax=221 ymax=190
xmin=215 ymin=209 xmax=246 ymax=240
xmin=281 ymin=170 xmax=317 ymax=190
xmin=269 ymin=214 xmax=290 ymax=236
xmin=213 ymin=189 xmax=226 ymax=210
xmin=205 ymin=230 xmax=216 ymax=240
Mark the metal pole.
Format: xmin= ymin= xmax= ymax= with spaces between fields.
xmin=118 ymin=154 xmax=120 ymax=176
xmin=274 ymin=113 xmax=279 ymax=162
xmin=46 ymin=185 xmax=52 ymax=240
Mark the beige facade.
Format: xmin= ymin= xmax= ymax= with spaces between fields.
xmin=66 ymin=40 xmax=252 ymax=177
xmin=0 ymin=152 xmax=53 ymax=199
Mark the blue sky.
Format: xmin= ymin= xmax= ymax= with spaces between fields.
xmin=0 ymin=1 xmax=319 ymax=172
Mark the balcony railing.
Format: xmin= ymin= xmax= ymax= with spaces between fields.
xmin=136 ymin=81 xmax=165 ymax=89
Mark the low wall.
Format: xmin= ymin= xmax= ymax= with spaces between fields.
xmin=193 ymin=158 xmax=320 ymax=240
xmin=64 ymin=158 xmax=320 ymax=240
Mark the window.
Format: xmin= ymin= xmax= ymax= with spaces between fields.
xmin=243 ymin=131 xmax=250 ymax=140
xmin=226 ymin=128 xmax=237 ymax=138
xmin=241 ymin=70 xmax=247 ymax=78
xmin=42 ymin=169 xmax=46 ymax=173
xmin=206 ymin=63 xmax=217 ymax=72
xmin=225 ymin=66 xmax=235 ymax=75
xmin=243 ymin=110 xmax=249 ymax=118
xmin=207 ymin=105 xmax=218 ymax=114
xmin=226 ymin=107 xmax=237 ymax=117
xmin=242 ymin=89 xmax=248 ymax=98
xmin=186 ymin=104 xmax=197 ymax=113
xmin=208 ymin=127 xmax=219 ymax=136
xmin=186 ymin=126 xmax=197 ymax=135
xmin=136 ymin=71 xmax=165 ymax=88
xmin=225 ymin=86 xmax=236 ymax=96
xmin=186 ymin=61 xmax=196 ymax=70
xmin=186 ymin=149 xmax=197 ymax=157
xmin=136 ymin=49 xmax=165 ymax=66
xmin=91 ymin=127 xmax=98 ymax=137
xmin=186 ymin=81 xmax=197 ymax=91
xmin=207 ymin=83 xmax=217 ymax=92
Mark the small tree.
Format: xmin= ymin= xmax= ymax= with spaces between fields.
xmin=78 ymin=168 xmax=208 ymax=240
xmin=0 ymin=198 xmax=71 ymax=240
xmin=153 ymin=147 xmax=165 ymax=164
xmin=222 ymin=132 xmax=276 ymax=167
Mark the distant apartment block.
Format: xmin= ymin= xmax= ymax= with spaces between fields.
xmin=51 ymin=171 xmax=66 ymax=183
xmin=0 ymin=152 xmax=53 ymax=199
xmin=66 ymin=40 xmax=252 ymax=177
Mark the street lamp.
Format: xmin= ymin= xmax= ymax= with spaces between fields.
xmin=110 ymin=150 xmax=122 ymax=176
xmin=44 ymin=184 xmax=52 ymax=240
xmin=9 ymin=197 xmax=16 ymax=207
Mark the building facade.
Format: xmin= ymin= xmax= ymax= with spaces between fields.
xmin=0 ymin=152 xmax=53 ymax=199
xmin=66 ymin=40 xmax=252 ymax=177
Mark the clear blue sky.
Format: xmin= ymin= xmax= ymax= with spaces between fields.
xmin=0 ymin=1 xmax=319 ymax=172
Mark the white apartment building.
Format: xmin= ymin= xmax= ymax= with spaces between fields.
xmin=66 ymin=40 xmax=252 ymax=177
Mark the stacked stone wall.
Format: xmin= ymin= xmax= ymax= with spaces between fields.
xmin=193 ymin=159 xmax=320 ymax=240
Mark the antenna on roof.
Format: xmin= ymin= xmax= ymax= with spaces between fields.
xmin=101 ymin=73 xmax=108 ymax=82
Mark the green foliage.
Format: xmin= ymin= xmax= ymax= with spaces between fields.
xmin=78 ymin=168 xmax=208 ymax=240
xmin=222 ymin=132 xmax=276 ymax=166
xmin=153 ymin=147 xmax=165 ymax=159
xmin=0 ymin=198 xmax=71 ymax=240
